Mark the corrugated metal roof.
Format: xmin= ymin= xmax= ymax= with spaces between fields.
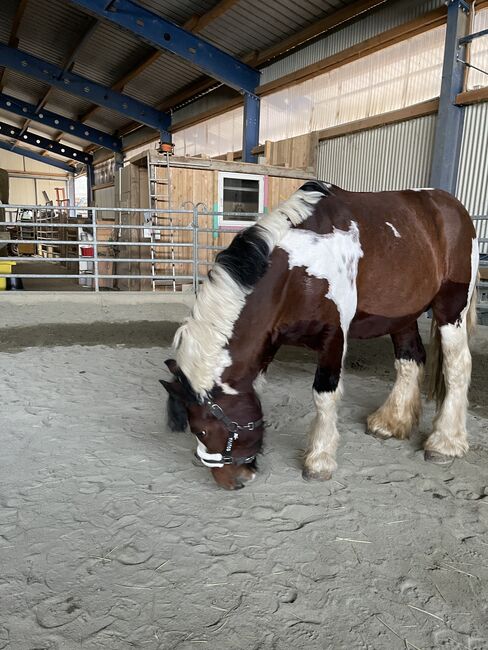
xmin=15 ymin=0 xmax=94 ymax=67
xmin=138 ymin=0 xmax=216 ymax=26
xmin=83 ymin=106 xmax=133 ymax=133
xmin=2 ymin=70 xmax=51 ymax=104
xmin=200 ymin=0 xmax=351 ymax=56
xmin=71 ymin=21 xmax=154 ymax=88
xmin=0 ymin=0 xmax=18 ymax=43
xmin=123 ymin=52 xmax=203 ymax=107
xmin=41 ymin=88 xmax=96 ymax=121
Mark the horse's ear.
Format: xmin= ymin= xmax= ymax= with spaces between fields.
xmin=159 ymin=378 xmax=184 ymax=398
xmin=165 ymin=359 xmax=178 ymax=375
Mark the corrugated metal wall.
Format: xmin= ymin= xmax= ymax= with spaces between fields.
xmin=316 ymin=114 xmax=437 ymax=191
xmin=261 ymin=0 xmax=445 ymax=84
xmin=456 ymin=103 xmax=488 ymax=252
xmin=457 ymin=103 xmax=488 ymax=216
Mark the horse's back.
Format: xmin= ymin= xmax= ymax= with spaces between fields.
xmin=300 ymin=185 xmax=476 ymax=336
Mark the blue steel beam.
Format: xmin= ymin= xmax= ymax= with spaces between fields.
xmin=0 ymin=43 xmax=171 ymax=139
xmin=0 ymin=120 xmax=93 ymax=164
xmin=0 ymin=92 xmax=122 ymax=152
xmin=430 ymin=0 xmax=470 ymax=193
xmin=242 ymin=93 xmax=260 ymax=163
xmin=67 ymin=0 xmax=260 ymax=93
xmin=0 ymin=139 xmax=74 ymax=173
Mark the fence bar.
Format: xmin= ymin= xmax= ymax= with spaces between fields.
xmin=91 ymin=208 xmax=99 ymax=292
xmin=0 ymin=257 xmax=196 ymax=263
xmin=0 ymin=274 xmax=195 ymax=280
xmin=4 ymin=240 xmax=195 ymax=247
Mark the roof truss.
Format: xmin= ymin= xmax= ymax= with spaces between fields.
xmin=0 ymin=119 xmax=93 ymax=163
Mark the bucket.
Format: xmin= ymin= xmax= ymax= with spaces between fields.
xmin=0 ymin=261 xmax=15 ymax=291
xmin=81 ymin=245 xmax=94 ymax=257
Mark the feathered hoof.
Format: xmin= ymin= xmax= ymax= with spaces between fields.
xmin=302 ymin=468 xmax=332 ymax=482
xmin=424 ymin=450 xmax=455 ymax=466
xmin=365 ymin=426 xmax=391 ymax=440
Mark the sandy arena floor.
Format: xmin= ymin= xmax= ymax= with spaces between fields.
xmin=0 ymin=323 xmax=487 ymax=649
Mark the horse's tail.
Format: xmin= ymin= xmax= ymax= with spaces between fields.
xmin=467 ymin=274 xmax=479 ymax=338
xmin=426 ymin=276 xmax=478 ymax=408
xmin=426 ymin=316 xmax=445 ymax=408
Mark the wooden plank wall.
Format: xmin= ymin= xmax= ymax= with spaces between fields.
xmin=262 ymin=133 xmax=317 ymax=171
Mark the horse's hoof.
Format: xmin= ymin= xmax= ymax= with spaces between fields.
xmin=302 ymin=468 xmax=332 ymax=482
xmin=366 ymin=427 xmax=391 ymax=440
xmin=424 ymin=450 xmax=454 ymax=466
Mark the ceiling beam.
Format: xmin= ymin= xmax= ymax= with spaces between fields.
xmin=0 ymin=92 xmax=122 ymax=151
xmin=67 ymin=0 xmax=259 ymax=92
xmin=0 ymin=44 xmax=171 ymax=137
xmin=0 ymin=139 xmax=74 ymax=173
xmin=0 ymin=120 xmax=93 ymax=163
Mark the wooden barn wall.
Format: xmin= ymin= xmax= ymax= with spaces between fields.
xmin=110 ymin=164 xmax=304 ymax=291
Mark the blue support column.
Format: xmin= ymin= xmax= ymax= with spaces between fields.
xmin=0 ymin=140 xmax=75 ymax=173
xmin=0 ymin=44 xmax=171 ymax=140
xmin=68 ymin=0 xmax=260 ymax=93
xmin=0 ymin=92 xmax=122 ymax=152
xmin=0 ymin=120 xmax=93 ymax=163
xmin=242 ymin=93 xmax=260 ymax=163
xmin=430 ymin=0 xmax=471 ymax=193
xmin=86 ymin=163 xmax=95 ymax=205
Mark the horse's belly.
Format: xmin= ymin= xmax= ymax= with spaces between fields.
xmin=349 ymin=309 xmax=426 ymax=339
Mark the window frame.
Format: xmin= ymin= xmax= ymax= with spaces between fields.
xmin=217 ymin=171 xmax=264 ymax=228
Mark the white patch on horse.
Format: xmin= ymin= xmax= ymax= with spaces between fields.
xmin=219 ymin=381 xmax=238 ymax=395
xmin=385 ymin=222 xmax=401 ymax=238
xmin=304 ymin=383 xmax=343 ymax=478
xmin=277 ymin=223 xmax=363 ymax=335
xmin=411 ymin=187 xmax=434 ymax=192
xmin=174 ymin=189 xmax=324 ymax=397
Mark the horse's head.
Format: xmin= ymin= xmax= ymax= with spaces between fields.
xmin=161 ymin=359 xmax=264 ymax=490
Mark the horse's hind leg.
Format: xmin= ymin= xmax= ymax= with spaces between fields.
xmin=303 ymin=328 xmax=344 ymax=482
xmin=424 ymin=283 xmax=474 ymax=464
xmin=367 ymin=322 xmax=425 ymax=440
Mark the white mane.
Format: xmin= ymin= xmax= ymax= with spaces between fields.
xmin=173 ymin=189 xmax=324 ymax=396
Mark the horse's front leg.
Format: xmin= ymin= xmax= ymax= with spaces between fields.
xmin=303 ymin=329 xmax=344 ymax=482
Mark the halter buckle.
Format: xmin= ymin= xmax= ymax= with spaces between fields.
xmin=209 ymin=403 xmax=224 ymax=418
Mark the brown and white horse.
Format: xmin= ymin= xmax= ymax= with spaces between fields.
xmin=161 ymin=181 xmax=479 ymax=490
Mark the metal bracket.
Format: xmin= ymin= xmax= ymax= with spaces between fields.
xmin=449 ymin=0 xmax=470 ymax=13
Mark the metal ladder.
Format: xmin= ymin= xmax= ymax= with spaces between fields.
xmin=147 ymin=151 xmax=174 ymax=291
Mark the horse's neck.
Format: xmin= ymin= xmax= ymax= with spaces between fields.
xmin=221 ymin=266 xmax=283 ymax=392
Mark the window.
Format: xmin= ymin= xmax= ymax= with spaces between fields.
xmin=218 ymin=172 xmax=264 ymax=228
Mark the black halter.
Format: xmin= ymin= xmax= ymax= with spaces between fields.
xmin=195 ymin=397 xmax=263 ymax=467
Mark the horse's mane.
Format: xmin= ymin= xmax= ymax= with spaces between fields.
xmin=173 ymin=181 xmax=330 ymax=396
